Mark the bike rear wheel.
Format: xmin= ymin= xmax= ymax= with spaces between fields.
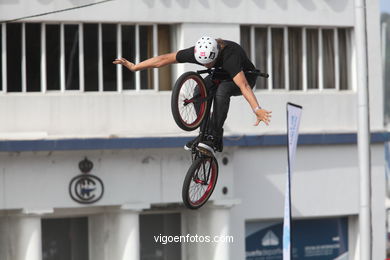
xmin=171 ymin=72 xmax=208 ymax=131
xmin=182 ymin=156 xmax=218 ymax=209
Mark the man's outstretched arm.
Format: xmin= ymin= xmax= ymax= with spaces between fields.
xmin=113 ymin=52 xmax=178 ymax=71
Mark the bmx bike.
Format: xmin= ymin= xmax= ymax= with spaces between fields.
xmin=171 ymin=68 xmax=268 ymax=209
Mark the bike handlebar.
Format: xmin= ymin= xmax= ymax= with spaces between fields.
xmin=196 ymin=68 xmax=269 ymax=79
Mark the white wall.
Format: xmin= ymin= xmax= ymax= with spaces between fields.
xmin=0 ymin=0 xmax=354 ymax=26
xmin=0 ymin=147 xmax=235 ymax=210
xmin=0 ymin=91 xmax=379 ymax=139
xmin=230 ymin=143 xmax=386 ymax=260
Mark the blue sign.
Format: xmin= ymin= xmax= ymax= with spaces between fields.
xmin=246 ymin=217 xmax=348 ymax=259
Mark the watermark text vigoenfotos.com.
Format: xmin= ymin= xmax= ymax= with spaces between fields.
xmin=154 ymin=234 xmax=234 ymax=245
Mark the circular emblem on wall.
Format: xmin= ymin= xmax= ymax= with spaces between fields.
xmin=69 ymin=158 xmax=104 ymax=204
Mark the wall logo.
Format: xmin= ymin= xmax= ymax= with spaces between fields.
xmin=262 ymin=230 xmax=279 ymax=247
xmin=69 ymin=158 xmax=104 ymax=204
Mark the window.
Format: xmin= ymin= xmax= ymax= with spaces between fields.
xmin=7 ymin=23 xmax=22 ymax=92
xmin=272 ymin=28 xmax=285 ymax=90
xmin=289 ymin=28 xmax=302 ymax=90
xmin=0 ymin=22 xmax=173 ymax=93
xmin=241 ymin=26 xmax=352 ymax=91
xmin=322 ymin=29 xmax=335 ymax=89
xmin=306 ymin=29 xmax=319 ymax=90
xmin=41 ymin=217 xmax=88 ymax=260
xmin=121 ymin=25 xmax=136 ymax=90
xmin=102 ymin=23 xmax=117 ymax=91
xmin=158 ymin=25 xmax=172 ymax=91
xmin=46 ymin=24 xmax=61 ymax=91
xmin=65 ymin=24 xmax=79 ymax=90
xmin=255 ymin=27 xmax=268 ymax=89
xmin=0 ymin=24 xmax=2 ymax=91
xmin=140 ymin=213 xmax=181 ymax=260
xmin=26 ymin=23 xmax=41 ymax=92
xmin=83 ymin=23 xmax=99 ymax=91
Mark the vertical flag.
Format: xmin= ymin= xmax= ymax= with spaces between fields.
xmin=283 ymin=103 xmax=303 ymax=260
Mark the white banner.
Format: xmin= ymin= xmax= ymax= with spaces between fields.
xmin=283 ymin=103 xmax=303 ymax=260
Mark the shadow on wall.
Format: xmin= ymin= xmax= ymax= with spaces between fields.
xmin=199 ymin=0 xmax=210 ymax=8
xmin=37 ymin=0 xmax=105 ymax=5
xmin=222 ymin=0 xmax=241 ymax=8
xmin=252 ymin=0 xmax=265 ymax=9
xmin=143 ymin=0 xmax=191 ymax=8
xmin=140 ymin=0 xmax=347 ymax=11
xmin=1 ymin=0 xmax=20 ymax=3
xmin=297 ymin=0 xmax=316 ymax=11
xmin=324 ymin=0 xmax=349 ymax=12
xmin=176 ymin=0 xmax=190 ymax=8
xmin=274 ymin=0 xmax=287 ymax=10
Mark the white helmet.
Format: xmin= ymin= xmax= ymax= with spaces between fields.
xmin=194 ymin=36 xmax=219 ymax=65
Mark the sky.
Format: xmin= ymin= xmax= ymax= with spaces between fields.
xmin=381 ymin=0 xmax=390 ymax=14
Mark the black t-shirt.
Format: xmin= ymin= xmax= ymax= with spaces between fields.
xmin=176 ymin=40 xmax=255 ymax=78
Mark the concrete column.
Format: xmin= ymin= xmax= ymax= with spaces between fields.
xmin=183 ymin=200 xmax=239 ymax=260
xmin=89 ymin=204 xmax=149 ymax=260
xmin=0 ymin=215 xmax=42 ymax=260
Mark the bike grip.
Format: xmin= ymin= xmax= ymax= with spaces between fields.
xmin=259 ymin=72 xmax=269 ymax=78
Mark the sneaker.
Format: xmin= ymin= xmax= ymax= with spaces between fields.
xmin=197 ymin=140 xmax=217 ymax=157
xmin=184 ymin=135 xmax=201 ymax=151
xmin=198 ymin=135 xmax=223 ymax=156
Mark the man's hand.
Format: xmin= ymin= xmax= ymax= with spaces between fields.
xmin=254 ymin=108 xmax=272 ymax=126
xmin=113 ymin=57 xmax=136 ymax=71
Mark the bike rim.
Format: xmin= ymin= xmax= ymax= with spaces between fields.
xmin=177 ymin=76 xmax=206 ymax=128
xmin=188 ymin=158 xmax=217 ymax=207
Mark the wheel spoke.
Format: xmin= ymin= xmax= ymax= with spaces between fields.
xmin=187 ymin=158 xmax=216 ymax=206
xmin=177 ymin=77 xmax=205 ymax=127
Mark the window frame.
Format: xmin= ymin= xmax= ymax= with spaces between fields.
xmin=242 ymin=25 xmax=353 ymax=92
xmin=0 ymin=22 xmax=173 ymax=94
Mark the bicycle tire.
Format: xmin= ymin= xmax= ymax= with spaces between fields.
xmin=171 ymin=72 xmax=208 ymax=131
xmin=182 ymin=157 xmax=219 ymax=209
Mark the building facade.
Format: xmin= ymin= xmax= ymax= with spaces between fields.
xmin=0 ymin=0 xmax=388 ymax=259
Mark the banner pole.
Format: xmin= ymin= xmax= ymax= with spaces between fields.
xmin=283 ymin=102 xmax=303 ymax=260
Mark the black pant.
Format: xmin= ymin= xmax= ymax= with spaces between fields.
xmin=204 ymin=74 xmax=257 ymax=140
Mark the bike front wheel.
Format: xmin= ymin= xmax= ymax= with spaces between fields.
xmin=171 ymin=72 xmax=208 ymax=131
xmin=182 ymin=157 xmax=219 ymax=209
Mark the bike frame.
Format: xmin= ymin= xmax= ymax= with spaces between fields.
xmin=189 ymin=67 xmax=269 ymax=179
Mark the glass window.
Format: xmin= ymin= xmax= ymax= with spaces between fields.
xmin=240 ymin=25 xmax=251 ymax=58
xmin=338 ymin=28 xmax=350 ymax=90
xmin=288 ymin=28 xmax=302 ymax=90
xmin=241 ymin=26 xmax=352 ymax=92
xmin=140 ymin=213 xmax=181 ymax=260
xmin=323 ymin=29 xmax=335 ymax=89
xmin=272 ymin=28 xmax=285 ymax=89
xmin=306 ymin=29 xmax=319 ymax=90
xmin=26 ymin=23 xmax=41 ymax=92
xmin=255 ymin=27 xmax=268 ymax=90
xmin=102 ymin=23 xmax=117 ymax=91
xmin=7 ymin=23 xmax=22 ymax=92
xmin=0 ymin=23 xmax=173 ymax=93
xmin=158 ymin=25 xmax=172 ymax=91
xmin=139 ymin=25 xmax=154 ymax=90
xmin=42 ymin=217 xmax=89 ymax=260
xmin=0 ymin=25 xmax=2 ymax=91
xmin=121 ymin=25 xmax=135 ymax=90
xmin=46 ymin=24 xmax=61 ymax=91
xmin=65 ymin=24 xmax=79 ymax=90
xmin=83 ymin=23 xmax=99 ymax=91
